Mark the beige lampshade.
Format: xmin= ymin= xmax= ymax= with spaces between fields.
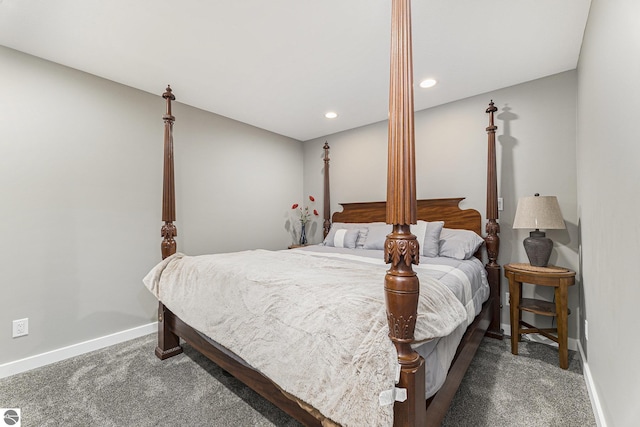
xmin=513 ymin=195 xmax=565 ymax=230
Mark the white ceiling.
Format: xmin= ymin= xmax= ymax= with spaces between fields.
xmin=0 ymin=0 xmax=591 ymax=141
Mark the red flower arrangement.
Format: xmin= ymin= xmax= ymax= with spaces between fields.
xmin=292 ymin=195 xmax=319 ymax=224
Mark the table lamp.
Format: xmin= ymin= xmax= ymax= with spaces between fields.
xmin=512 ymin=194 xmax=565 ymax=267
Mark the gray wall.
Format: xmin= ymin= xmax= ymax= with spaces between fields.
xmin=577 ymin=0 xmax=640 ymax=425
xmin=0 ymin=46 xmax=302 ymax=365
xmin=7 ymin=3 xmax=637 ymax=421
xmin=303 ymin=71 xmax=580 ymax=342
xmin=172 ymin=97 xmax=303 ymax=255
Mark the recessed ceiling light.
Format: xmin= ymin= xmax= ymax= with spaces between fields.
xmin=419 ymin=79 xmax=437 ymax=88
xmin=325 ymin=112 xmax=338 ymax=119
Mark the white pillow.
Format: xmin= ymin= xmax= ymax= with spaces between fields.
xmin=438 ymin=228 xmax=485 ymax=260
xmin=331 ymin=228 xmax=362 ymax=249
xmin=323 ymin=222 xmax=369 ymax=248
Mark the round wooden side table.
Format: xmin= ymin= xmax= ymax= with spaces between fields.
xmin=504 ymin=263 xmax=576 ymax=369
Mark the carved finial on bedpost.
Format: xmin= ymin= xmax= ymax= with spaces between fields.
xmin=161 ymin=86 xmax=177 ymax=260
xmin=163 ymin=85 xmax=175 ymax=115
xmin=385 ymin=1 xmax=426 ymax=425
xmin=486 ymin=99 xmax=497 ymax=115
xmin=323 ymin=142 xmax=331 ymax=238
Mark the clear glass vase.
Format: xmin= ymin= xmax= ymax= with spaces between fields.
xmin=299 ymin=222 xmax=307 ymax=245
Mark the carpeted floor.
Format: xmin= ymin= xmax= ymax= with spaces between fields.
xmin=441 ymin=337 xmax=595 ymax=426
xmin=0 ymin=334 xmax=595 ymax=426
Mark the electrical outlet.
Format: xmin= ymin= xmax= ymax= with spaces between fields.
xmin=505 ymin=292 xmax=510 ymax=306
xmin=497 ymin=197 xmax=504 ymax=211
xmin=12 ymin=318 xmax=28 ymax=338
xmin=585 ymin=319 xmax=588 ymax=341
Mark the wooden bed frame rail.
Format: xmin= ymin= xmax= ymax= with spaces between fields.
xmin=154 ymin=1 xmax=503 ymax=425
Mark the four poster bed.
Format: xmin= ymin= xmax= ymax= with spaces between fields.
xmin=144 ymin=1 xmax=503 ymax=426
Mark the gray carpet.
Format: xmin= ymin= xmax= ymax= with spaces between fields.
xmin=441 ymin=337 xmax=595 ymax=427
xmin=0 ymin=334 xmax=595 ymax=426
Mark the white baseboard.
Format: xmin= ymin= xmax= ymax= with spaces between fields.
xmin=500 ymin=322 xmax=579 ymax=351
xmin=0 ymin=322 xmax=158 ymax=379
xmin=578 ymin=341 xmax=607 ymax=427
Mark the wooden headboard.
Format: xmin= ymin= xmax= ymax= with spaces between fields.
xmin=331 ymin=198 xmax=481 ymax=236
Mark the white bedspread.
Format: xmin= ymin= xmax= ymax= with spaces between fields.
xmin=143 ymin=249 xmax=468 ymax=427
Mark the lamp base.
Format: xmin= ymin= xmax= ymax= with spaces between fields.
xmin=523 ymin=230 xmax=553 ymax=267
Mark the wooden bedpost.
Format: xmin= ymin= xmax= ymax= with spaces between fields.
xmin=484 ymin=100 xmax=504 ymax=340
xmin=156 ymin=85 xmax=183 ymax=360
xmin=385 ymin=1 xmax=426 ymax=426
xmin=161 ymin=86 xmax=177 ymax=260
xmin=323 ymin=142 xmax=331 ymax=238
